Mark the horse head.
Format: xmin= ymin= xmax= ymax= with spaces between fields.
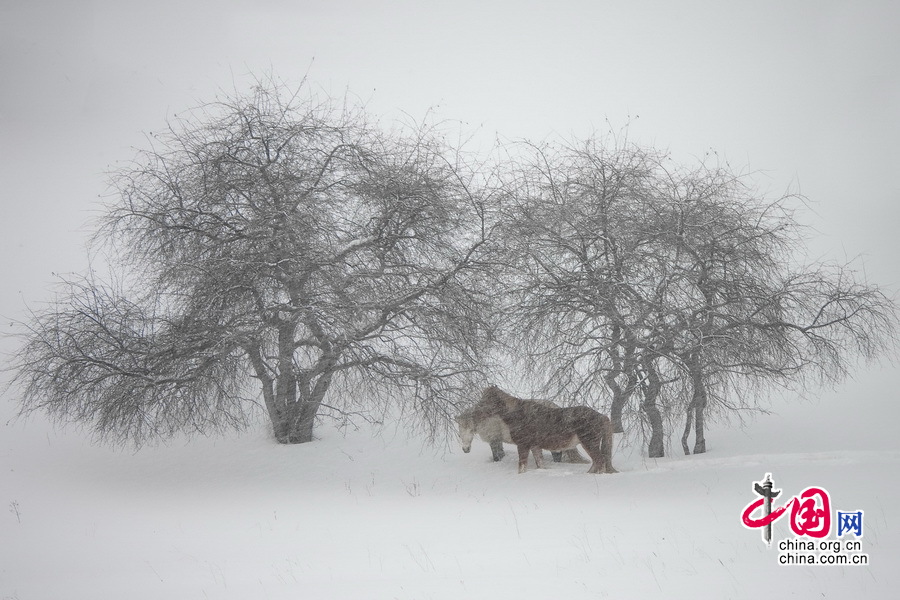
xmin=455 ymin=412 xmax=476 ymax=453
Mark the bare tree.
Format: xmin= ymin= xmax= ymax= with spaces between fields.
xmin=652 ymin=163 xmax=898 ymax=455
xmin=9 ymin=80 xmax=496 ymax=446
xmin=496 ymin=137 xmax=675 ymax=455
xmin=495 ymin=135 xmax=897 ymax=458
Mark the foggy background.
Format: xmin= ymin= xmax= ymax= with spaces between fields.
xmin=2 ymin=0 xmax=898 ymax=449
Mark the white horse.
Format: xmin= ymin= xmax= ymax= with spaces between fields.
xmin=455 ymin=401 xmax=589 ymax=464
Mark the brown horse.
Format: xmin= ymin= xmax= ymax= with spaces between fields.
xmin=456 ymin=400 xmax=590 ymax=463
xmin=475 ymin=385 xmax=617 ymax=474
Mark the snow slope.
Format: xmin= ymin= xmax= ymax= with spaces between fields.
xmin=2 ymin=390 xmax=898 ymax=599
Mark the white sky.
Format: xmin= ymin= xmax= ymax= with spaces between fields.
xmin=2 ymin=1 xmax=899 ymax=414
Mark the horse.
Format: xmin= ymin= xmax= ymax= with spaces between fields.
xmin=456 ymin=403 xmax=589 ymax=464
xmin=473 ymin=385 xmax=618 ymax=474
xmin=456 ymin=410 xmax=543 ymax=466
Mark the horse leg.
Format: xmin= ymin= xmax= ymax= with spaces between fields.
xmin=599 ymin=415 xmax=618 ymax=473
xmin=517 ymin=445 xmax=531 ymax=473
xmin=531 ymin=447 xmax=545 ymax=469
xmin=587 ymin=449 xmax=603 ymax=473
xmin=551 ymin=451 xmax=562 ymax=462
xmin=490 ymin=440 xmax=505 ymax=461
xmin=580 ymin=441 xmax=606 ymax=474
xmin=564 ymin=448 xmax=590 ymax=463
xmin=582 ymin=443 xmax=616 ymax=474
xmin=577 ymin=415 xmax=617 ymax=474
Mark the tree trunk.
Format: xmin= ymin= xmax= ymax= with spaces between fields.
xmin=681 ymin=407 xmax=693 ymax=456
xmin=247 ymin=324 xmax=337 ymax=445
xmin=680 ymin=404 xmax=706 ymax=454
xmin=259 ymin=397 xmax=320 ymax=444
xmin=693 ymin=404 xmax=707 ymax=454
xmin=246 ymin=342 xmax=292 ymax=444
xmin=692 ymin=360 xmax=708 ymax=454
xmin=607 ymin=369 xmax=639 ymax=434
xmin=683 ymin=352 xmax=708 ymax=455
xmin=639 ymin=359 xmax=665 ymax=458
xmin=273 ymin=320 xmax=302 ymax=443
xmin=605 ymin=371 xmax=628 ymax=434
xmin=604 ymin=335 xmax=638 ymax=434
xmin=280 ymin=369 xmax=334 ymax=444
xmin=282 ymin=400 xmax=318 ymax=444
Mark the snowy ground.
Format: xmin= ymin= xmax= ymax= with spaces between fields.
xmin=2 ymin=382 xmax=898 ymax=599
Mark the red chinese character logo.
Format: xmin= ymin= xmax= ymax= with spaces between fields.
xmin=790 ymin=487 xmax=831 ymax=538
xmin=742 ymin=497 xmax=788 ymax=528
xmin=741 ymin=474 xmax=832 ymax=545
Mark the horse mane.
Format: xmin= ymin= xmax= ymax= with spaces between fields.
xmin=482 ymin=385 xmax=521 ymax=411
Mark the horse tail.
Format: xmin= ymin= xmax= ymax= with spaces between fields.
xmin=600 ymin=413 xmax=618 ymax=473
